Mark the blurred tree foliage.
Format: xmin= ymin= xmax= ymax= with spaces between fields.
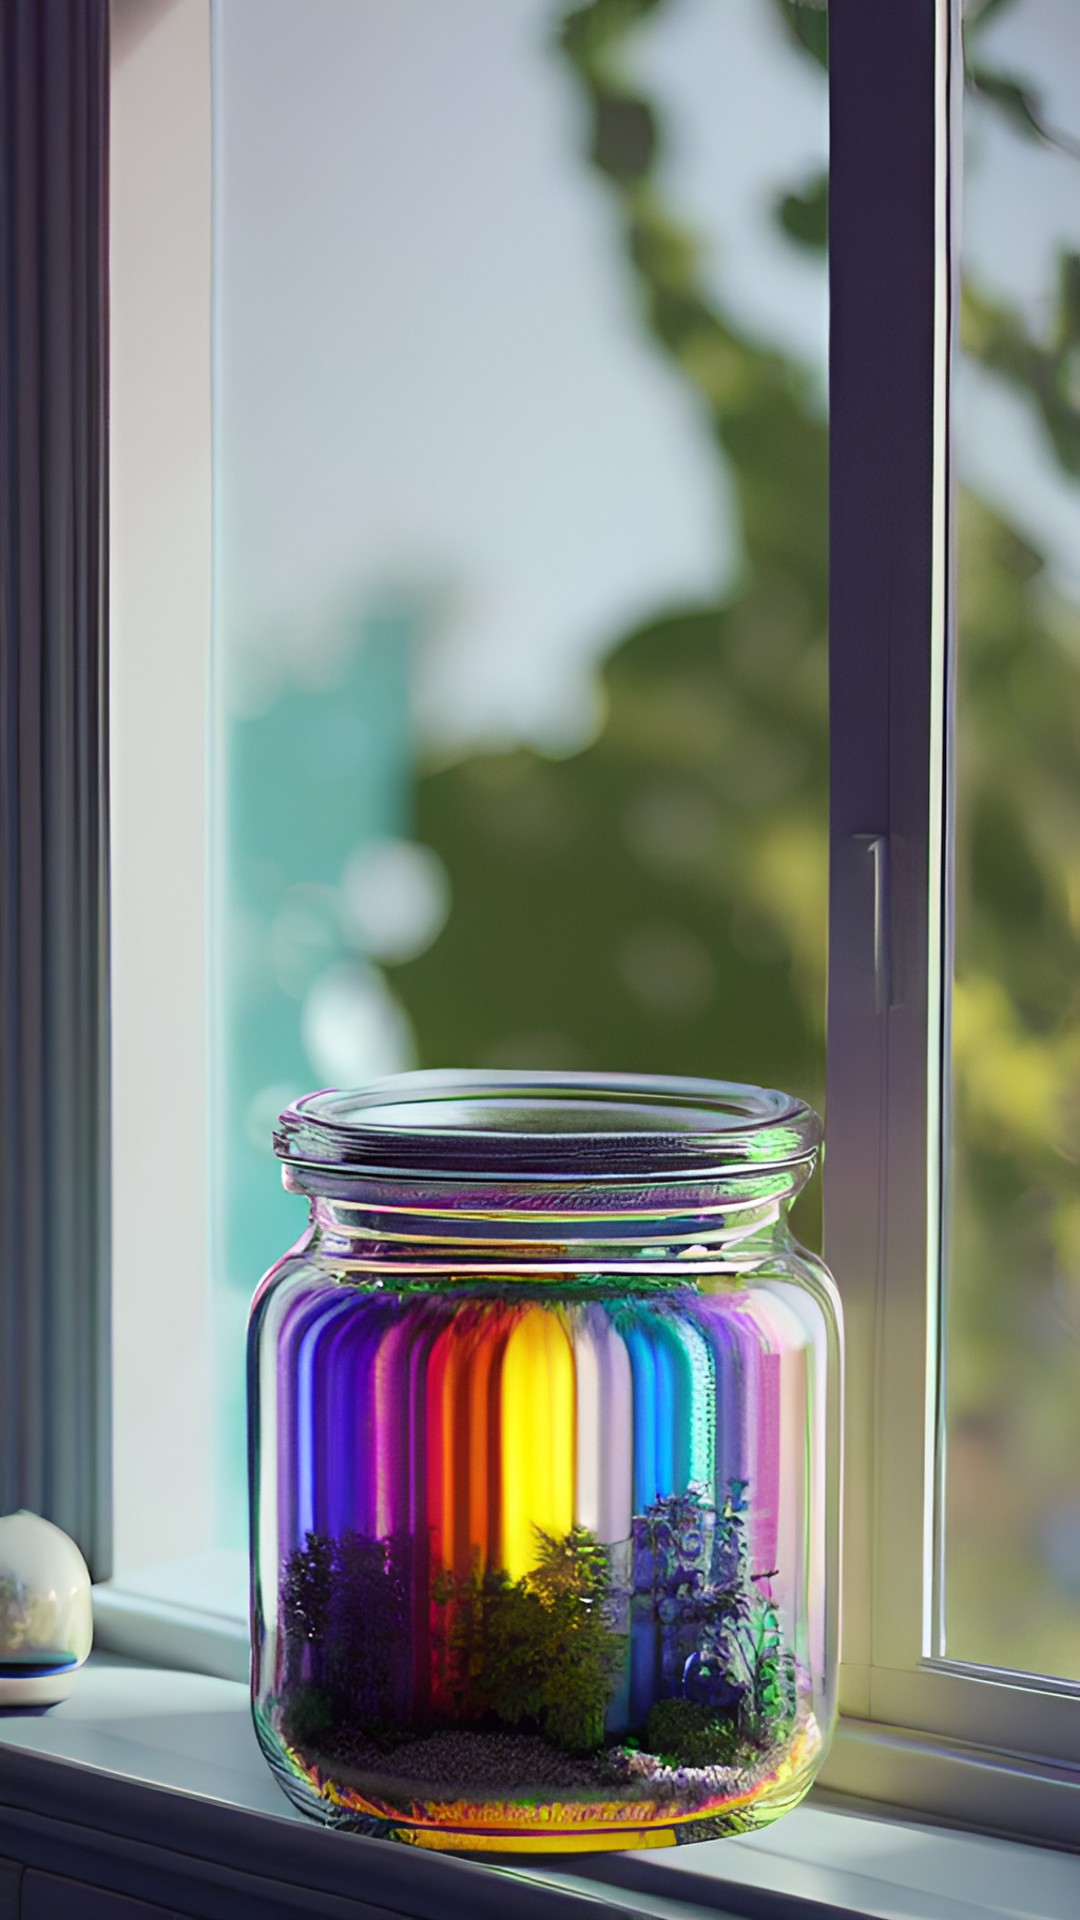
xmin=388 ymin=0 xmax=1080 ymax=1667
xmin=392 ymin=0 xmax=831 ymax=1244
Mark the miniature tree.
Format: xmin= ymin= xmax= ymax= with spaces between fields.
xmin=280 ymin=1531 xmax=334 ymax=1690
xmin=432 ymin=1524 xmax=624 ymax=1753
xmin=529 ymin=1525 xmax=624 ymax=1752
xmin=325 ymin=1530 xmax=411 ymax=1730
xmin=279 ymin=1529 xmax=413 ymax=1746
xmin=631 ymin=1480 xmax=800 ymax=1765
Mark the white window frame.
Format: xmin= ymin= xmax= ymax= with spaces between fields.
xmin=94 ymin=0 xmax=1080 ymax=1847
xmin=108 ymin=0 xmax=215 ymax=1584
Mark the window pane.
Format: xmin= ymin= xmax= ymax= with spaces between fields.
xmin=212 ymin=0 xmax=829 ymax=1547
xmin=944 ymin=0 xmax=1080 ymax=1677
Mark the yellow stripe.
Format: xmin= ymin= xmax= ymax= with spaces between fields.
xmin=500 ymin=1305 xmax=574 ymax=1579
xmin=402 ymin=1825 xmax=679 ymax=1852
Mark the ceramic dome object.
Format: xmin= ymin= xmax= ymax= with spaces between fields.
xmin=0 ymin=1510 xmax=93 ymax=1706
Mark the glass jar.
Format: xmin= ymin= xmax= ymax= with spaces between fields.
xmin=249 ymin=1072 xmax=841 ymax=1853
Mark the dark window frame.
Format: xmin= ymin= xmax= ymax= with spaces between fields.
xmin=1 ymin=0 xmax=112 ymax=1579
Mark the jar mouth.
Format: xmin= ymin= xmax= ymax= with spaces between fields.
xmin=274 ymin=1070 xmax=820 ymax=1186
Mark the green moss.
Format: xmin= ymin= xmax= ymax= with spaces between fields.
xmin=282 ymin=1683 xmax=335 ymax=1751
xmin=645 ymin=1697 xmax=741 ymax=1769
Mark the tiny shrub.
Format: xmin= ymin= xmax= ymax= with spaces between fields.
xmin=645 ymin=1696 xmax=741 ymax=1769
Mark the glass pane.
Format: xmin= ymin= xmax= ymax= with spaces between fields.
xmin=212 ymin=0 xmax=829 ymax=1547
xmin=944 ymin=0 xmax=1080 ymax=1676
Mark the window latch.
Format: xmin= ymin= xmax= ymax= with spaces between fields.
xmin=856 ymin=833 xmax=892 ymax=1015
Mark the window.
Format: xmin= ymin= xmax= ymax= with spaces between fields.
xmin=208 ymin=0 xmax=831 ymax=1555
xmin=822 ymin=0 xmax=1080 ymax=1845
xmin=109 ymin=0 xmax=834 ymax=1608
xmin=945 ymin=0 xmax=1080 ymax=1684
xmin=7 ymin=0 xmax=1079 ymax=1854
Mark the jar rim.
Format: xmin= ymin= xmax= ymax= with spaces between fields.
xmin=273 ymin=1070 xmax=820 ymax=1183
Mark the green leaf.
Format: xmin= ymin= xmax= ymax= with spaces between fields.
xmin=589 ymin=88 xmax=657 ymax=182
xmin=776 ymin=171 xmax=827 ymax=253
xmin=965 ymin=0 xmax=1021 ymax=25
xmin=968 ymin=64 xmax=1080 ymax=160
xmin=558 ymin=0 xmax=664 ymax=74
xmin=770 ymin=0 xmax=827 ymax=73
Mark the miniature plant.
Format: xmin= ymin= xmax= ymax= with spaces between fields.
xmin=279 ymin=1528 xmax=412 ymax=1731
xmin=431 ymin=1523 xmax=624 ymax=1753
xmin=632 ymin=1482 xmax=731 ymax=1696
xmin=529 ymin=1526 xmax=624 ymax=1752
xmin=741 ymin=1593 xmax=798 ymax=1746
xmin=690 ymin=1493 xmax=799 ymax=1749
xmin=479 ymin=1571 xmax=555 ymax=1725
xmin=281 ymin=1682 xmax=334 ymax=1752
xmin=325 ymin=1529 xmax=410 ymax=1728
xmin=645 ymin=1697 xmax=741 ymax=1770
xmin=433 ymin=1562 xmax=527 ymax=1721
xmin=633 ymin=1479 xmax=801 ymax=1756
xmin=280 ymin=1531 xmax=334 ymax=1689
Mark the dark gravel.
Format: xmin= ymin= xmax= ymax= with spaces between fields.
xmin=306 ymin=1726 xmax=621 ymax=1795
xmin=371 ymin=1729 xmax=609 ymax=1792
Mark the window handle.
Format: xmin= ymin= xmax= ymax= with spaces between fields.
xmin=857 ymin=833 xmax=892 ymax=1015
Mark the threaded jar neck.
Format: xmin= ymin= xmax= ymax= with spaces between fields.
xmin=274 ymin=1071 xmax=820 ymax=1273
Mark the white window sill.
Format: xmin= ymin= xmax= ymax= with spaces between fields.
xmin=0 ymin=1656 xmax=1077 ymax=1919
xmin=92 ymin=1558 xmax=249 ymax=1685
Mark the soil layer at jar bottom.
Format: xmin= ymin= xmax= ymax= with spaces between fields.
xmin=259 ymin=1705 xmax=822 ymax=1849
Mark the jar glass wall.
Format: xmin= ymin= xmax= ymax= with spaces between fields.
xmin=248 ymin=1073 xmax=841 ymax=1852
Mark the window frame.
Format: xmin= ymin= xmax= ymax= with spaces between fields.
xmin=0 ymin=0 xmax=112 ymax=1579
xmin=6 ymin=0 xmax=1077 ymax=1853
xmin=107 ymin=0 xmax=215 ymax=1582
xmin=821 ymin=0 xmax=1080 ymax=1845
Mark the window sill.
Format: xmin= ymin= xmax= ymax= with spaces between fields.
xmin=92 ymin=1560 xmax=249 ymax=1686
xmin=0 ymin=1658 xmax=1077 ymax=1919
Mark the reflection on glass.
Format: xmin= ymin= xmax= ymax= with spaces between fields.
xmin=214 ymin=0 xmax=829 ymax=1545
xmin=945 ymin=0 xmax=1080 ymax=1677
